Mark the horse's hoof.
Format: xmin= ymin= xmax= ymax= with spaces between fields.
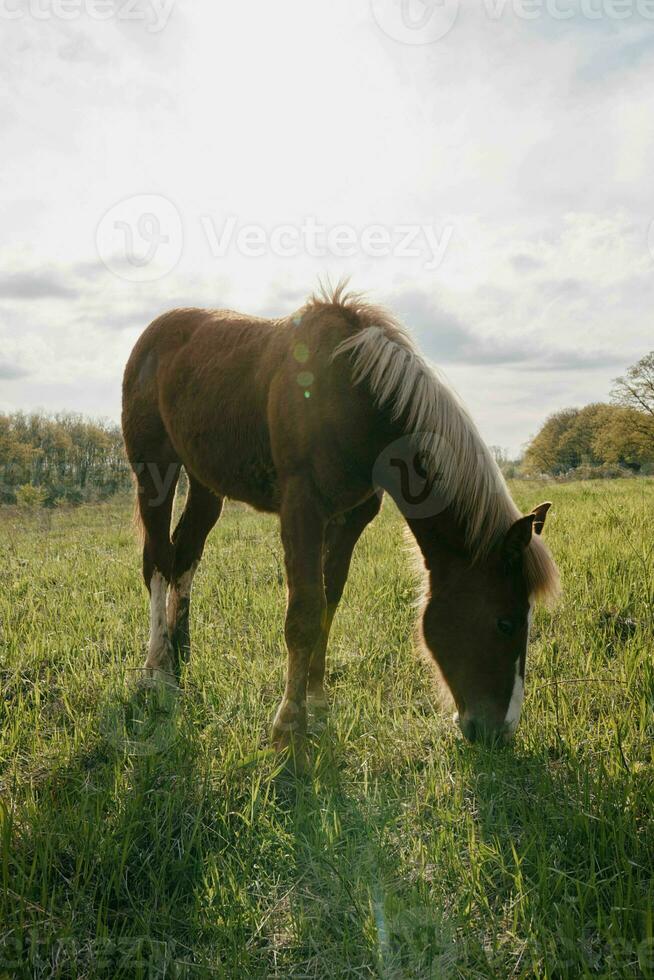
xmin=138 ymin=666 xmax=179 ymax=691
xmin=281 ymin=742 xmax=310 ymax=776
xmin=306 ymin=692 xmax=330 ymax=729
xmin=306 ymin=691 xmax=329 ymax=714
xmin=271 ymin=729 xmax=309 ymax=774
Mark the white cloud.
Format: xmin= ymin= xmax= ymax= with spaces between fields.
xmin=0 ymin=0 xmax=652 ymax=453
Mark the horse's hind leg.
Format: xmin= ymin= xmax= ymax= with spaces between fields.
xmin=307 ymin=492 xmax=383 ymax=714
xmin=136 ymin=456 xmax=180 ymax=682
xmin=168 ymin=476 xmax=223 ymax=667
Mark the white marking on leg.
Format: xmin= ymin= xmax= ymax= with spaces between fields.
xmin=145 ymin=570 xmax=172 ymax=671
xmin=166 ymin=560 xmax=199 ymax=633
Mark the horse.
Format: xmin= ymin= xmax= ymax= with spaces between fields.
xmin=121 ymin=284 xmax=560 ymax=760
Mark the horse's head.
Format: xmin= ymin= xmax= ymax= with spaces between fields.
xmin=421 ymin=502 xmax=555 ymax=745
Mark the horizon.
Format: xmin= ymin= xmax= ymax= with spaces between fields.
xmin=2 ymin=2 xmax=654 ymax=456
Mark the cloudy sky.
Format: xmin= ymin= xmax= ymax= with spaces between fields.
xmin=2 ymin=0 xmax=653 ymax=454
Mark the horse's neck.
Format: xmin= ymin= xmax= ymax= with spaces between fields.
xmin=406 ymin=508 xmax=467 ymax=577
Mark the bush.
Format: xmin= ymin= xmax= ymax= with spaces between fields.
xmin=0 ymin=410 xmax=132 ymax=508
xmin=63 ymin=487 xmax=85 ymax=506
xmin=555 ymin=464 xmax=636 ymax=482
xmin=0 ymin=483 xmax=17 ymax=504
xmin=15 ymin=484 xmax=47 ymax=508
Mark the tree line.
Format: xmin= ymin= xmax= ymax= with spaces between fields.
xmin=1 ymin=352 xmax=652 ymax=507
xmin=0 ymin=412 xmax=132 ymax=506
xmin=523 ymin=352 xmax=654 ymax=477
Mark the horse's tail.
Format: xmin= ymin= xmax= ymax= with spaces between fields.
xmin=132 ymin=477 xmax=145 ymax=545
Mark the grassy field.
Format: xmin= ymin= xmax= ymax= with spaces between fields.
xmin=1 ymin=479 xmax=653 ymax=978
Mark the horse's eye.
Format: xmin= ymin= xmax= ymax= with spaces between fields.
xmin=497 ymin=618 xmax=515 ymax=637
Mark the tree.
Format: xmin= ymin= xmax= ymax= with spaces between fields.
xmin=0 ymin=411 xmax=132 ymax=505
xmin=523 ymin=408 xmax=579 ymax=474
xmin=15 ymin=484 xmax=47 ymax=508
xmin=556 ymin=403 xmax=613 ymax=470
xmin=612 ymin=351 xmax=654 ymax=419
xmin=489 ymin=445 xmax=508 ymax=464
xmin=523 ymin=402 xmax=654 ymax=475
xmin=593 ymin=406 xmax=654 ymax=468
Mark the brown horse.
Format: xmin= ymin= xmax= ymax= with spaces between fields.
xmin=122 ymin=285 xmax=559 ymax=758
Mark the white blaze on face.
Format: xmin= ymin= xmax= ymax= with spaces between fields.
xmin=504 ymin=600 xmax=533 ymax=734
xmin=504 ymin=657 xmax=524 ymax=734
xmin=145 ymin=570 xmax=171 ymax=670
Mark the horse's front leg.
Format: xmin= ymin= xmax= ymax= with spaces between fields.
xmin=272 ymin=477 xmax=326 ymax=766
xmin=307 ymin=492 xmax=383 ymax=716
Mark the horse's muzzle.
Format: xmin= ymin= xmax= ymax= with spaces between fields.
xmin=455 ymin=712 xmax=513 ymax=746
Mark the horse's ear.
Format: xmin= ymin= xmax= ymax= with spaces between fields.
xmin=531 ymin=501 xmax=552 ymax=536
xmin=503 ymin=514 xmax=535 ymax=567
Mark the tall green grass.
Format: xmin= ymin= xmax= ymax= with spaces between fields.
xmin=1 ymin=480 xmax=652 ymax=977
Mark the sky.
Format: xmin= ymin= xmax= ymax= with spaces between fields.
xmin=1 ymin=0 xmax=653 ymax=455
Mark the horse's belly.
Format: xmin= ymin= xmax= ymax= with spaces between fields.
xmin=213 ymin=460 xmax=280 ymax=512
xmin=184 ymin=447 xmax=280 ymax=513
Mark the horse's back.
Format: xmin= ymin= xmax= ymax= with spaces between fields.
xmin=123 ymin=308 xmax=275 ymax=389
xmin=122 ymin=303 xmax=384 ymax=514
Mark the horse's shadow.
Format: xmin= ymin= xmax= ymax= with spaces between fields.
xmin=5 ymin=681 xmax=648 ymax=979
xmin=268 ymin=726 xmax=469 ymax=979
xmin=6 ymin=677 xmax=403 ymax=978
xmin=6 ymin=679 xmax=455 ymax=978
xmin=275 ymin=721 xmax=649 ymax=979
xmin=436 ymin=736 xmax=648 ymax=978
xmin=3 ymin=675 xmax=215 ymax=977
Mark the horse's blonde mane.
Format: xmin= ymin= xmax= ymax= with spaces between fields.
xmin=309 ymin=283 xmax=559 ymax=603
